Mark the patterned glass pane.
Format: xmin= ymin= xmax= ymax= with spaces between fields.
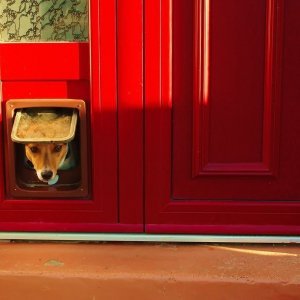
xmin=0 ymin=0 xmax=88 ymax=42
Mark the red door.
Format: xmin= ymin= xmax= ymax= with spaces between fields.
xmin=145 ymin=0 xmax=300 ymax=234
xmin=1 ymin=0 xmax=300 ymax=235
xmin=0 ymin=0 xmax=143 ymax=232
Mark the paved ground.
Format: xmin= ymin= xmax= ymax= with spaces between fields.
xmin=0 ymin=242 xmax=299 ymax=299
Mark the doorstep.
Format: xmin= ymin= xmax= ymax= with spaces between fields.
xmin=0 ymin=242 xmax=299 ymax=300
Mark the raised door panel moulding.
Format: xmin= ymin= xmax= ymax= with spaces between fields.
xmin=193 ymin=0 xmax=283 ymax=177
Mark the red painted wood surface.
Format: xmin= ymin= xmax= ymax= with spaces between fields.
xmin=0 ymin=0 xmax=143 ymax=232
xmin=193 ymin=0 xmax=281 ymax=177
xmin=0 ymin=83 xmax=3 ymax=203
xmin=117 ymin=0 xmax=144 ymax=225
xmin=0 ymin=43 xmax=90 ymax=81
xmin=175 ymin=0 xmax=283 ymax=198
xmin=145 ymin=0 xmax=300 ymax=234
xmin=0 ymin=0 xmax=299 ymax=235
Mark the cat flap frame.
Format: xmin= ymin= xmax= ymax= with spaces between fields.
xmin=5 ymin=99 xmax=89 ymax=199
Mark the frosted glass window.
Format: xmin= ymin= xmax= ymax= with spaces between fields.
xmin=0 ymin=0 xmax=88 ymax=42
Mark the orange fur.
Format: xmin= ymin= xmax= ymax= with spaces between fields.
xmin=25 ymin=143 xmax=68 ymax=182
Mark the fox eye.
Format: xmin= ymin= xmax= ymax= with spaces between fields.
xmin=30 ymin=146 xmax=39 ymax=153
xmin=54 ymin=144 xmax=63 ymax=153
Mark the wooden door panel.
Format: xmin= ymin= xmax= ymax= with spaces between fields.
xmin=207 ymin=0 xmax=266 ymax=165
xmin=174 ymin=0 xmax=284 ymax=200
xmin=145 ymin=0 xmax=300 ymax=233
xmin=0 ymin=0 xmax=144 ymax=232
xmin=0 ymin=0 xmax=142 ymax=232
xmin=193 ymin=0 xmax=277 ymax=170
xmin=0 ymin=0 xmax=119 ymax=230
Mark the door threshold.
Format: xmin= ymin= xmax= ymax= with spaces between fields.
xmin=0 ymin=232 xmax=299 ymax=244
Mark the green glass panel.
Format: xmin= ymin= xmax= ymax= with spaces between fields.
xmin=0 ymin=0 xmax=88 ymax=42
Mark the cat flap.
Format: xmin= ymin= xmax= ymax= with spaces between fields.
xmin=11 ymin=108 xmax=78 ymax=143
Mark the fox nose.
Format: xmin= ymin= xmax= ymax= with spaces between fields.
xmin=41 ymin=170 xmax=53 ymax=180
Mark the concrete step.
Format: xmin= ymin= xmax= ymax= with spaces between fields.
xmin=0 ymin=242 xmax=300 ymax=299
